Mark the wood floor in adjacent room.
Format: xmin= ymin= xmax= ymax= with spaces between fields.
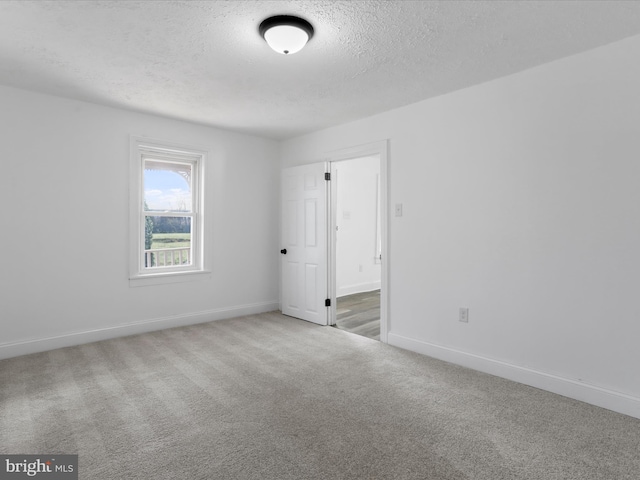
xmin=334 ymin=289 xmax=380 ymax=340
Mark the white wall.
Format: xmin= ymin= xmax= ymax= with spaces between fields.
xmin=335 ymin=156 xmax=381 ymax=297
xmin=0 ymin=85 xmax=280 ymax=358
xmin=281 ymin=35 xmax=640 ymax=418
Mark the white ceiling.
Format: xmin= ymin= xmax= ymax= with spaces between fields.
xmin=1 ymin=0 xmax=640 ymax=140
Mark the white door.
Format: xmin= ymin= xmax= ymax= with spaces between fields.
xmin=281 ymin=163 xmax=329 ymax=325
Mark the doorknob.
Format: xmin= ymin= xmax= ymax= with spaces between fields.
xmin=280 ymin=249 xmax=287 ymax=254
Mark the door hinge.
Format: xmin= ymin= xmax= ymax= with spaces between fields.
xmin=325 ymin=172 xmax=331 ymax=181
xmin=325 ymin=298 xmax=331 ymax=307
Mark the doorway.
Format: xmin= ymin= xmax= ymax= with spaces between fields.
xmin=327 ymin=140 xmax=388 ymax=343
xmin=279 ymin=141 xmax=388 ymax=342
xmin=331 ymin=156 xmax=382 ymax=340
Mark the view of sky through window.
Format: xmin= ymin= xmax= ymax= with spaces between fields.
xmin=144 ymin=169 xmax=192 ymax=212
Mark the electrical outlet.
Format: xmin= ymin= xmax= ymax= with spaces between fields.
xmin=459 ymin=307 xmax=469 ymax=323
xmin=395 ymin=203 xmax=403 ymax=217
xmin=359 ymin=264 xmax=363 ymax=272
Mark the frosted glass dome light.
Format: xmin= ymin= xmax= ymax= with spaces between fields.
xmin=259 ymin=15 xmax=314 ymax=55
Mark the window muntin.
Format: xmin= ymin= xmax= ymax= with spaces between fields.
xmin=130 ymin=138 xmax=206 ymax=282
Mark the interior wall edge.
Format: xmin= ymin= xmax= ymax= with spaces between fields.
xmin=337 ymin=282 xmax=381 ymax=298
xmin=388 ymin=332 xmax=640 ymax=420
xmin=0 ymin=301 xmax=279 ymax=361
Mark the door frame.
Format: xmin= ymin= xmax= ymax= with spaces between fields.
xmin=326 ymin=140 xmax=389 ymax=343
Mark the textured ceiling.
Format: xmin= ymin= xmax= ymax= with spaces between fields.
xmin=1 ymin=1 xmax=640 ymax=140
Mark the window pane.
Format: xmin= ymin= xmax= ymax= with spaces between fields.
xmin=145 ymin=216 xmax=192 ymax=268
xmin=144 ymin=160 xmax=192 ymax=213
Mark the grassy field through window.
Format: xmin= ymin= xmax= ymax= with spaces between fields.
xmin=148 ymin=233 xmax=191 ymax=267
xmin=151 ymin=233 xmax=191 ymax=250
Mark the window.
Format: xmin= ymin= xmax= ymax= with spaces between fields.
xmin=130 ymin=137 xmax=208 ymax=285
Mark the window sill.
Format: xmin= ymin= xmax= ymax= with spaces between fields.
xmin=129 ymin=270 xmax=212 ymax=287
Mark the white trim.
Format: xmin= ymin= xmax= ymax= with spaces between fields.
xmin=388 ymin=332 xmax=640 ymax=420
xmin=0 ymin=301 xmax=279 ymax=360
xmin=326 ymin=140 xmax=389 ymax=343
xmin=129 ymin=269 xmax=212 ymax=287
xmin=337 ymin=281 xmax=381 ymax=298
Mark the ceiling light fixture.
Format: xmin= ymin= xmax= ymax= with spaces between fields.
xmin=259 ymin=15 xmax=314 ymax=55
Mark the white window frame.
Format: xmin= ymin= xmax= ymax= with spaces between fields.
xmin=129 ymin=136 xmax=210 ymax=287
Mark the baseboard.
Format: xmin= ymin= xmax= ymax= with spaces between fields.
xmin=337 ymin=281 xmax=381 ymax=298
xmin=0 ymin=301 xmax=279 ymax=360
xmin=388 ymin=332 xmax=640 ymax=420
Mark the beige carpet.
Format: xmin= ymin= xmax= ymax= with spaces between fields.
xmin=1 ymin=312 xmax=639 ymax=479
